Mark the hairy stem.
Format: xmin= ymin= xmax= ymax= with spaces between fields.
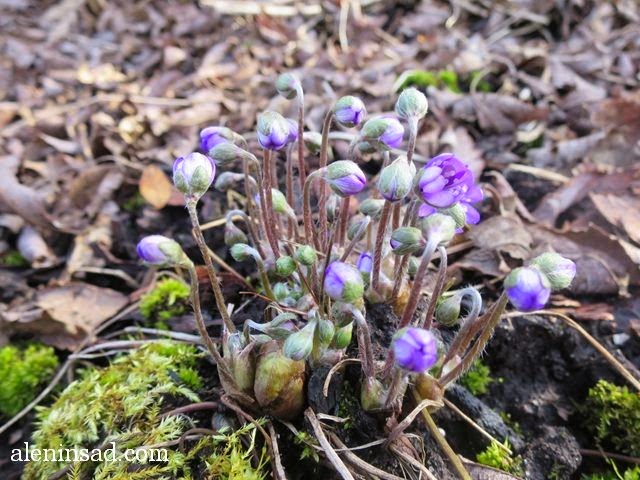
xmin=318 ymin=110 xmax=334 ymax=249
xmin=371 ymin=201 xmax=391 ymax=292
xmin=296 ymin=84 xmax=307 ymax=190
xmin=186 ymin=201 xmax=235 ymax=333
xmin=262 ymin=149 xmax=280 ymax=258
xmin=441 ymin=287 xmax=484 ymax=367
xmin=420 ymin=246 xmax=448 ymax=329
xmin=303 ymin=169 xmax=323 ymax=250
xmin=340 ymin=215 xmax=371 ymax=262
xmin=337 ymin=196 xmax=350 ymax=247
xmin=399 ymin=239 xmax=437 ymax=328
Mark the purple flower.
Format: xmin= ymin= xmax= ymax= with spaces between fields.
xmin=505 ymin=267 xmax=551 ymax=312
xmin=173 ymin=152 xmax=216 ymax=199
xmin=136 ymin=235 xmax=184 ymax=266
xmin=325 ymin=160 xmax=367 ymax=197
xmin=286 ymin=118 xmax=298 ymax=144
xmin=393 ymin=327 xmax=438 ymax=373
xmin=417 ymin=153 xmax=482 ymax=209
xmin=199 ymin=126 xmax=232 ymax=153
xmin=361 ymin=116 xmax=405 ymax=150
xmin=324 ymin=261 xmax=364 ymax=303
xmin=257 ymin=111 xmax=291 ymax=151
xmin=333 ymin=96 xmax=367 ymax=128
xmin=356 ymin=252 xmax=373 ymax=275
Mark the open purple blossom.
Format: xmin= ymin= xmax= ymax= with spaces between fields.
xmin=393 ymin=327 xmax=438 ymax=373
xmin=417 ymin=153 xmax=482 ymax=209
xmin=356 ymin=251 xmax=373 ymax=275
xmin=173 ymin=152 xmax=216 ymax=200
xmin=257 ymin=111 xmax=291 ymax=151
xmin=325 ymin=160 xmax=367 ymax=197
xmin=505 ymin=267 xmax=551 ymax=312
xmin=333 ymin=96 xmax=367 ymax=128
xmin=136 ymin=235 xmax=184 ymax=266
xmin=324 ymin=261 xmax=364 ymax=303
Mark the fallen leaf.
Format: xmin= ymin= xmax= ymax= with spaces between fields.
xmin=16 ymin=225 xmax=57 ymax=269
xmin=139 ymin=165 xmax=174 ymax=209
xmin=590 ymin=193 xmax=640 ymax=244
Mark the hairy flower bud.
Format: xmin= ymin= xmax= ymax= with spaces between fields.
xmin=356 ymin=251 xmax=373 ymax=275
xmin=347 ymin=216 xmax=367 ymax=241
xmin=377 ymin=155 xmax=416 ymax=202
xmin=442 ymin=203 xmax=467 ymax=229
xmin=295 ymin=245 xmax=317 ymax=266
xmin=275 ymin=72 xmax=301 ymax=100
xmin=214 ymin=172 xmax=244 ymax=192
xmin=421 ymin=213 xmax=457 ymax=246
xmin=253 ymin=341 xmax=306 ymax=420
xmin=359 ymin=198 xmax=385 ymax=218
xmin=407 ymin=256 xmax=419 ymax=277
xmin=283 ymin=321 xmax=315 ymax=361
xmin=200 ymin=126 xmax=245 ymax=153
xmin=257 ymin=111 xmax=292 ymax=151
xmin=333 ymin=321 xmax=354 ymax=349
xmin=273 ymin=283 xmax=291 ymax=302
xmin=531 ymin=252 xmax=576 ymax=290
xmin=224 ymin=222 xmax=248 ymax=247
xmin=435 ymin=294 xmax=462 ymax=326
xmin=332 ymin=96 xmax=366 ymax=128
xmin=392 ymin=327 xmax=438 ymax=373
xmin=136 ymin=235 xmax=186 ymax=266
xmin=361 ymin=116 xmax=405 ymax=150
xmin=390 ymin=227 xmax=426 ymax=255
xmin=173 ymin=152 xmax=215 ymax=200
xmin=395 ymin=87 xmax=428 ymax=120
xmin=324 ymin=261 xmax=365 ymax=303
xmin=230 ymin=243 xmax=257 ymax=262
xmin=326 ymin=194 xmax=340 ymax=223
xmin=209 ymin=142 xmax=251 ymax=166
xmin=325 ymin=160 xmax=367 ymax=197
xmin=318 ymin=319 xmax=335 ymax=346
xmin=255 ymin=188 xmax=295 ymax=218
xmin=505 ymin=267 xmax=550 ymax=312
xmin=275 ymin=255 xmax=297 ymax=277
xmin=303 ymin=131 xmax=323 ymax=155
xmin=361 ymin=377 xmax=388 ymax=412
xmin=223 ymin=333 xmax=256 ymax=395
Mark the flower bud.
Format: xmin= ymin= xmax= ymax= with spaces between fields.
xmin=360 ymin=377 xmax=388 ymax=412
xmin=247 ymin=313 xmax=296 ymax=340
xmin=530 ymin=252 xmax=576 ymax=290
xmin=283 ymin=321 xmax=315 ymax=361
xmin=324 ymin=261 xmax=364 ymax=303
xmin=421 ymin=213 xmax=457 ymax=246
xmin=442 ymin=203 xmax=467 ymax=229
xmin=356 ymin=251 xmax=373 ymax=275
xmin=224 ymin=222 xmax=248 ymax=247
xmin=230 ymin=243 xmax=257 ymax=262
xmin=275 ymin=72 xmax=300 ymax=100
xmin=253 ymin=341 xmax=306 ymax=420
xmin=361 ymin=116 xmax=405 ymax=150
xmin=332 ymin=96 xmax=366 ymax=128
xmin=214 ymin=172 xmax=244 ymax=192
xmin=136 ymin=235 xmax=186 ymax=266
xmin=359 ymin=198 xmax=385 ymax=217
xmin=326 ymin=194 xmax=340 ymax=223
xmin=435 ymin=295 xmax=462 ymax=326
xmin=257 ymin=111 xmax=292 ymax=151
xmin=358 ymin=141 xmax=377 ymax=155
xmin=333 ymin=321 xmax=354 ymax=349
xmin=395 ymin=87 xmax=428 ymax=120
xmin=295 ymin=245 xmax=317 ymax=266
xmin=325 ymin=160 xmax=366 ymax=197
xmin=273 ymin=282 xmax=291 ymax=302
xmin=415 ymin=372 xmax=444 ymax=404
xmin=303 ymin=131 xmax=323 ymax=155
xmin=285 ymin=118 xmax=298 ymax=144
xmin=347 ymin=216 xmax=367 ymax=241
xmin=209 ymin=142 xmax=251 ymax=166
xmin=172 ymin=152 xmax=215 ymax=200
xmin=377 ymin=155 xmax=416 ymax=202
xmin=392 ymin=327 xmax=438 ymax=373
xmin=318 ymin=319 xmax=335 ymax=346
xmin=275 ymin=255 xmax=297 ymax=277
xmin=390 ymin=227 xmax=425 ymax=255
xmin=200 ymin=126 xmax=245 ymax=153
xmin=255 ymin=189 xmax=295 ymax=218
xmin=505 ymin=267 xmax=551 ymax=312
xmin=223 ymin=333 xmax=256 ymax=395
xmin=407 ymin=256 xmax=419 ymax=277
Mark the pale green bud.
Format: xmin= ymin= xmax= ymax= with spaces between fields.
xmin=295 ymin=245 xmax=317 ymax=266
xmin=224 ymin=222 xmax=248 ymax=247
xmin=275 ymin=255 xmax=297 ymax=277
xmin=435 ymin=295 xmax=462 ymax=326
xmin=283 ymin=321 xmax=315 ymax=361
xmin=390 ymin=227 xmax=425 ymax=255
xmin=359 ymin=198 xmax=385 ymax=218
xmin=377 ymin=155 xmax=416 ymax=202
xmin=275 ymin=72 xmax=300 ymax=100
xmin=333 ymin=321 xmax=353 ymax=349
xmin=395 ymin=87 xmax=428 ymax=119
xmin=421 ymin=213 xmax=457 ymax=246
xmin=530 ymin=252 xmax=576 ymax=290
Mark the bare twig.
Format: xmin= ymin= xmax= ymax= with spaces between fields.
xmin=305 ymin=408 xmax=355 ymax=480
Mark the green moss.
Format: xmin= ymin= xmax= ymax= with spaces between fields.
xmin=460 ymin=360 xmax=494 ymax=396
xmin=293 ymin=431 xmax=319 ymax=462
xmin=0 ymin=250 xmax=29 ymax=267
xmin=394 ymin=69 xmax=461 ymax=93
xmin=122 ymin=192 xmax=146 ymax=212
xmin=336 ymin=382 xmax=359 ymax=430
xmin=582 ymin=464 xmax=640 ymax=480
xmin=139 ymin=278 xmax=190 ymax=324
xmin=0 ymin=343 xmax=59 ymax=417
xmin=476 ymin=440 xmax=523 ymax=476
xmin=582 ymin=380 xmax=640 ymax=456
xmin=499 ymin=412 xmax=522 ymax=435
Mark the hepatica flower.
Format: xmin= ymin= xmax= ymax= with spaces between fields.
xmin=324 ymin=261 xmax=364 ymax=303
xmin=505 ymin=267 xmax=551 ymax=312
xmin=333 ymin=96 xmax=367 ymax=128
xmin=199 ymin=126 xmax=233 ymax=153
xmin=257 ymin=111 xmax=292 ymax=151
xmin=325 ymin=160 xmax=366 ymax=197
xmin=531 ymin=252 xmax=576 ymax=290
xmin=356 ymin=251 xmax=373 ymax=275
xmin=417 ymin=153 xmax=483 ymax=209
xmin=393 ymin=327 xmax=438 ymax=373
xmin=136 ymin=235 xmax=185 ymax=266
xmin=361 ymin=116 xmax=405 ymax=150
xmin=173 ymin=152 xmax=216 ymax=200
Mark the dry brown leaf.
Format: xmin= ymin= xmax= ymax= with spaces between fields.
xmin=139 ymin=165 xmax=173 ymax=210
xmin=590 ymin=193 xmax=640 ymax=244
xmin=16 ymin=225 xmax=57 ymax=269
xmin=533 ymin=172 xmax=599 ymax=226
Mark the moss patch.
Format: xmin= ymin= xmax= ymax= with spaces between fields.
xmin=476 ymin=439 xmax=523 ymax=477
xmin=139 ymin=278 xmax=190 ymax=325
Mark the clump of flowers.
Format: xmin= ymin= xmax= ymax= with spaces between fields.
xmin=135 ymin=75 xmax=576 ymax=476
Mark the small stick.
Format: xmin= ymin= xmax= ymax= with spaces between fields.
xmin=305 ymin=408 xmax=355 ymax=480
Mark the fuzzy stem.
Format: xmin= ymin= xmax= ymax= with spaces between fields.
xmin=317 ymin=110 xmax=334 ymax=249
xmin=303 ymin=169 xmax=324 ymax=250
xmin=262 ymin=149 xmax=280 ymax=258
xmin=226 ymin=210 xmax=261 ymax=257
xmin=413 ymin=389 xmax=472 ymax=480
xmin=420 ymin=246 xmax=448 ymax=329
xmin=371 ymin=200 xmax=392 ymax=292
xmin=340 ymin=216 xmax=371 ymax=262
xmin=391 ymin=201 xmax=401 ymax=230
xmin=241 ymin=162 xmax=267 ymax=259
xmin=384 ymin=369 xmax=408 ymax=411
xmin=406 ymin=117 xmax=418 ymax=165
xmin=439 ymin=293 xmax=507 ymax=388
xmin=285 ymin=144 xmax=295 ymax=239
xmin=399 ymin=238 xmax=437 ymax=328
xmin=336 ymin=196 xmax=350 ymax=247
xmin=296 ymin=84 xmax=307 ymax=190
xmin=402 ymin=198 xmax=419 ymax=227
xmin=390 ymin=254 xmax=409 ymax=302
xmin=186 ymin=201 xmax=235 ymax=333
xmin=351 ymin=306 xmax=375 ymax=380
xmin=250 ymin=252 xmax=276 ymax=301
xmin=441 ymin=287 xmax=484 ymax=366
